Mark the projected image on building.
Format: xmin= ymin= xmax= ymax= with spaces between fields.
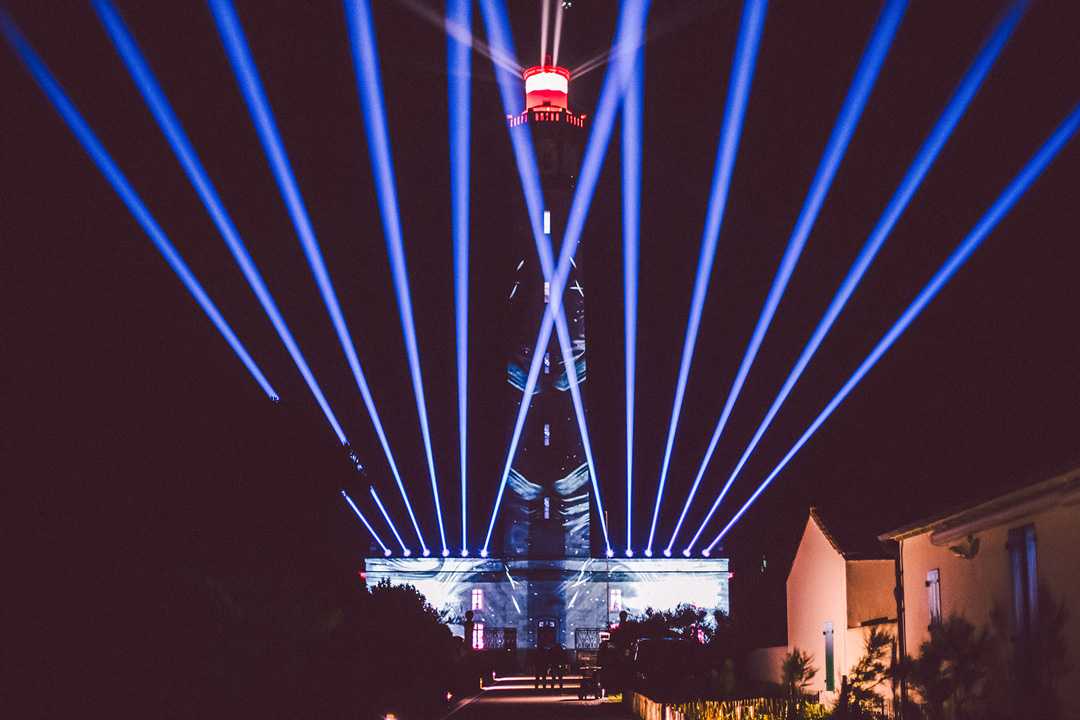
xmin=364 ymin=558 xmax=729 ymax=651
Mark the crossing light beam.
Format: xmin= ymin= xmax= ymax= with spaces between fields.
xmin=666 ymin=0 xmax=907 ymax=555
xmin=644 ymin=0 xmax=766 ymax=557
xmin=342 ymin=489 xmax=392 ymax=556
xmin=93 ymin=0 xmax=350 ymax=446
xmin=346 ymin=0 xmax=449 ymax=556
xmin=705 ymin=101 xmax=1080 ymax=554
xmin=682 ymin=0 xmax=1028 ymax=555
xmin=209 ymin=0 xmax=428 ymax=554
xmin=0 ymin=10 xmax=278 ymax=402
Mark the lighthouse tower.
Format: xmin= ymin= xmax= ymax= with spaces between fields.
xmin=502 ymin=64 xmax=591 ymax=563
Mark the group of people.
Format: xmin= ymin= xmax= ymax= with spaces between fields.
xmin=532 ymin=643 xmax=568 ymax=689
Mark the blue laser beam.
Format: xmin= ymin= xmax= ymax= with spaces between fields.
xmin=622 ymin=43 xmax=643 ymax=555
xmin=341 ymin=489 xmax=392 ymax=556
xmin=0 ymin=10 xmax=278 ymax=401
xmin=345 ymin=0 xmax=448 ymax=557
xmin=666 ymin=0 xmax=907 ymax=555
xmin=704 ymin=102 xmax=1080 ymax=554
xmin=93 ymin=0 xmax=348 ymax=446
xmin=447 ymin=0 xmax=472 ymax=557
xmin=209 ymin=0 xmax=428 ymax=553
xmin=683 ymin=0 xmax=1027 ymax=555
xmin=369 ymin=485 xmax=411 ymax=556
xmin=644 ymin=0 xmax=766 ymax=557
xmin=480 ymin=0 xmax=650 ymax=556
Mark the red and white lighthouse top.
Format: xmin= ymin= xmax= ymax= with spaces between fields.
xmin=523 ymin=65 xmax=571 ymax=110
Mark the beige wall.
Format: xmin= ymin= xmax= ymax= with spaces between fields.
xmin=846 ymin=560 xmax=895 ymax=628
xmin=900 ymin=500 xmax=1080 ymax=719
xmin=787 ymin=516 xmax=849 ymax=697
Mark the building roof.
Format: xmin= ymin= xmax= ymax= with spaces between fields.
xmin=808 ymin=506 xmax=892 ymax=561
xmin=879 ymin=460 xmax=1080 ymax=543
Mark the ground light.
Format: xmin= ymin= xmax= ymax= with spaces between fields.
xmin=644 ymin=0 xmax=766 ymax=557
xmin=682 ymin=0 xmax=1029 ymax=555
xmin=622 ymin=40 xmax=643 ymax=553
xmin=93 ymin=0 xmax=351 ymax=447
xmin=663 ymin=0 xmax=906 ymax=554
xmin=342 ymin=489 xmax=392 ymax=555
xmin=0 ymin=10 xmax=278 ymax=402
xmin=704 ymin=101 xmax=1080 ymax=553
xmin=209 ymin=0 xmax=429 ymax=554
xmin=479 ymin=0 xmax=650 ymax=557
xmin=446 ymin=0 xmax=472 ymax=557
xmin=346 ymin=0 xmax=448 ymax=556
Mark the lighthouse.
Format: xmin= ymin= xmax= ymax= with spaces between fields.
xmin=503 ymin=63 xmax=592 ymax=561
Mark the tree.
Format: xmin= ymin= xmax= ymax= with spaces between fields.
xmin=984 ymin=585 xmax=1070 ymax=720
xmin=835 ymin=626 xmax=892 ymax=719
xmin=896 ymin=616 xmax=993 ymax=720
xmin=780 ymin=647 xmax=818 ymax=720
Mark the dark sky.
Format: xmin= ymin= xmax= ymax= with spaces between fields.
xmin=4 ymin=0 xmax=1079 ymax=598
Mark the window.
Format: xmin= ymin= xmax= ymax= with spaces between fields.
xmin=543 ymin=423 xmax=551 ymax=447
xmin=1008 ymin=525 xmax=1038 ymax=639
xmin=544 ymin=352 xmax=551 ymax=374
xmin=543 ymin=210 xmax=551 ymax=235
xmin=823 ymin=621 xmax=835 ymax=692
xmin=543 ymin=496 xmax=550 ymax=520
xmin=926 ymin=569 xmax=942 ymax=626
xmin=472 ymin=622 xmax=485 ymax=650
xmin=471 ymin=588 xmax=484 ymax=611
xmin=609 ymin=588 xmax=622 ymax=612
xmin=544 ymin=281 xmax=550 ymax=303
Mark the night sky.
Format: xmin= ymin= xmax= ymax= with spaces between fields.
xmin=5 ymin=0 xmax=1079 ymax=627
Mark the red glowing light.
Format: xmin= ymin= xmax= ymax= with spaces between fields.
xmin=522 ymin=65 xmax=570 ymax=110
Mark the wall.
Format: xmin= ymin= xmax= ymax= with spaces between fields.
xmin=845 ymin=559 xmax=895 ymax=628
xmin=786 ymin=515 xmax=849 ymax=699
xmin=900 ymin=499 xmax=1080 ymax=719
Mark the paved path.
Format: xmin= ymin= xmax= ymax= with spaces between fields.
xmin=445 ymin=675 xmax=630 ymax=719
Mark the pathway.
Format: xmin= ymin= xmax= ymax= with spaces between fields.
xmin=444 ymin=675 xmax=630 ymax=719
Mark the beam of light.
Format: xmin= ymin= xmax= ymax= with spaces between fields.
xmin=447 ymin=0 xmax=471 ymax=556
xmin=704 ymin=102 xmax=1080 ymax=554
xmin=341 ymin=489 xmax=392 ymax=556
xmin=209 ymin=0 xmax=428 ymax=554
xmin=622 ymin=43 xmax=643 ymax=555
xmin=0 ymin=10 xmax=278 ymax=402
xmin=369 ymin=485 xmax=411 ymax=556
xmin=346 ymin=0 xmax=448 ymax=556
xmin=683 ymin=0 xmax=1028 ymax=555
xmin=666 ymin=0 xmax=907 ymax=556
xmin=93 ymin=0 xmax=349 ymax=447
xmin=540 ymin=0 xmax=550 ymax=65
xmin=552 ymin=0 xmax=565 ymax=67
xmin=479 ymin=0 xmax=650 ymax=556
xmin=644 ymin=0 xmax=766 ymax=558
xmin=394 ymin=0 xmax=520 ymax=75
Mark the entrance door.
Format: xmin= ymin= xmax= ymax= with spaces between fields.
xmin=537 ymin=618 xmax=557 ymax=649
